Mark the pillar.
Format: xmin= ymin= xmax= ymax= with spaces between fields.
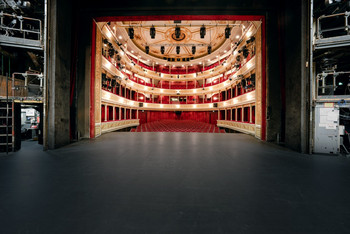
xmin=104 ymin=104 xmax=107 ymax=122
xmin=250 ymin=105 xmax=253 ymax=123
xmin=119 ymin=107 xmax=121 ymax=120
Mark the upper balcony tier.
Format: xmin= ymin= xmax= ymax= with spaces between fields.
xmin=102 ymin=55 xmax=256 ymax=95
xmin=100 ymin=23 xmax=257 ymax=82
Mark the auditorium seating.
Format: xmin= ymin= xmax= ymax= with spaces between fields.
xmin=134 ymin=120 xmax=223 ymax=133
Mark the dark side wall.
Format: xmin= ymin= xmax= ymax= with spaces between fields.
xmin=48 ymin=0 xmax=309 ymax=152
xmin=47 ymin=0 xmax=73 ymax=149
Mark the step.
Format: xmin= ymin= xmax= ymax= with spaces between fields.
xmin=0 ymin=134 xmax=12 ymax=136
xmin=0 ymin=143 xmax=13 ymax=145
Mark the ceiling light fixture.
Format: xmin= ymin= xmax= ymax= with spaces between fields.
xmin=128 ymin=27 xmax=134 ymax=39
xmin=207 ymin=45 xmax=212 ymax=54
xmin=225 ymin=25 xmax=231 ymax=38
xmin=176 ymin=46 xmax=180 ymax=54
xmin=150 ymin=25 xmax=156 ymax=39
xmin=200 ymin=25 xmax=206 ymax=38
xmin=175 ymin=26 xmax=181 ymax=39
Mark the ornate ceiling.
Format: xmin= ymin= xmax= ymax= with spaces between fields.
xmin=114 ymin=20 xmax=245 ymax=61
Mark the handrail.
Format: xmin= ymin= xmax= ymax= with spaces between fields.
xmin=0 ymin=12 xmax=42 ymax=43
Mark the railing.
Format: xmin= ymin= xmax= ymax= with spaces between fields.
xmin=101 ymin=89 xmax=255 ymax=111
xmin=0 ymin=12 xmax=43 ymax=49
xmin=101 ymin=119 xmax=139 ymax=133
xmin=217 ymin=120 xmax=255 ymax=135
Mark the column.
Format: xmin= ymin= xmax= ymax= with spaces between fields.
xmin=104 ymin=105 xmax=107 ymax=122
xmin=130 ymin=109 xmax=132 ymax=119
xmin=113 ymin=105 xmax=116 ymax=121
xmin=230 ymin=109 xmax=233 ymax=121
xmin=218 ymin=110 xmax=220 ymax=120
xmin=235 ymin=108 xmax=238 ymax=121
xmin=119 ymin=107 xmax=121 ymax=120
xmin=241 ymin=107 xmax=244 ymax=122
xmin=225 ymin=109 xmax=227 ymax=120
xmin=250 ymin=105 xmax=253 ymax=124
xmin=124 ymin=108 xmax=126 ymax=120
xmin=137 ymin=109 xmax=139 ymax=119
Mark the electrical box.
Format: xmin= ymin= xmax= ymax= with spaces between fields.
xmin=314 ymin=104 xmax=340 ymax=154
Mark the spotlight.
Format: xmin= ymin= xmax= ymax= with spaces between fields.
xmin=225 ymin=25 xmax=231 ymax=38
xmin=207 ymin=45 xmax=212 ymax=54
xmin=192 ymin=46 xmax=196 ymax=54
xmin=145 ymin=46 xmax=149 ymax=54
xmin=246 ymin=36 xmax=255 ymax=44
xmin=176 ymin=46 xmax=180 ymax=54
xmin=161 ymin=46 xmax=165 ymax=54
xmin=242 ymin=46 xmax=249 ymax=58
xmin=150 ymin=25 xmax=156 ymax=39
xmin=200 ymin=25 xmax=206 ymax=38
xmin=128 ymin=27 xmax=134 ymax=39
xmin=175 ymin=26 xmax=181 ymax=39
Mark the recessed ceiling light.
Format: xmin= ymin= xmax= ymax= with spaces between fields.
xmin=131 ymin=50 xmax=134 ymax=53
xmin=124 ymin=44 xmax=127 ymax=47
xmin=190 ymin=64 xmax=193 ymax=66
xmin=147 ymin=59 xmax=150 ymax=62
xmin=216 ymin=56 xmax=219 ymax=58
xmin=119 ymin=36 xmax=122 ymax=39
xmin=224 ymin=50 xmax=227 ymax=53
xmin=236 ymin=35 xmax=239 ymax=39
xmin=182 ymin=65 xmax=184 ymax=67
xmin=199 ymin=62 xmax=202 ymax=65
xmin=208 ymin=59 xmax=210 ymax=62
xmin=156 ymin=62 xmax=158 ymax=64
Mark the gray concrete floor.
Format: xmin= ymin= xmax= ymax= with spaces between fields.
xmin=0 ymin=132 xmax=350 ymax=233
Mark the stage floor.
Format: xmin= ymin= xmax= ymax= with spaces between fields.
xmin=0 ymin=132 xmax=349 ymax=233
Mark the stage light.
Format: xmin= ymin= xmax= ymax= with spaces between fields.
xmin=161 ymin=46 xmax=165 ymax=54
xmin=145 ymin=46 xmax=149 ymax=54
xmin=176 ymin=46 xmax=180 ymax=54
xmin=208 ymin=45 xmax=212 ymax=54
xmin=150 ymin=25 xmax=156 ymax=39
xmin=128 ymin=27 xmax=134 ymax=39
xmin=192 ymin=46 xmax=196 ymax=54
xmin=175 ymin=26 xmax=181 ymax=39
xmin=225 ymin=25 xmax=231 ymax=38
xmin=200 ymin=25 xmax=206 ymax=38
